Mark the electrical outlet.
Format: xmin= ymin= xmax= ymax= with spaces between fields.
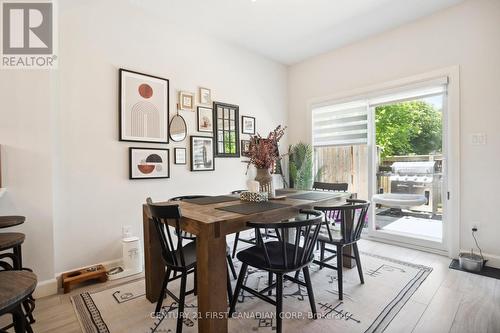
xmin=472 ymin=222 xmax=480 ymax=231
xmin=122 ymin=225 xmax=132 ymax=238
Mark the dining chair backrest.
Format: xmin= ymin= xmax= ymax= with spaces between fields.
xmin=147 ymin=197 xmax=189 ymax=269
xmin=169 ymin=195 xmax=209 ymax=240
xmin=316 ymin=199 xmax=370 ymax=245
xmin=313 ymin=182 xmax=348 ymax=192
xmin=246 ymin=209 xmax=323 ymax=272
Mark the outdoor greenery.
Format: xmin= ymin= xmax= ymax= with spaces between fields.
xmin=289 ymin=142 xmax=313 ymax=190
xmin=375 ymin=101 xmax=442 ymax=157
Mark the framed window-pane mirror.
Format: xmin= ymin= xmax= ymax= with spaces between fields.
xmin=213 ymin=102 xmax=240 ymax=157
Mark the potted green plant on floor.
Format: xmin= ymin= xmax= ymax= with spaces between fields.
xmin=289 ymin=142 xmax=314 ymax=190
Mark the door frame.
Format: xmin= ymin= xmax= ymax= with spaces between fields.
xmin=307 ymin=67 xmax=460 ymax=257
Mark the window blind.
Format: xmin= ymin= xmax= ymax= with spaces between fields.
xmin=311 ymin=76 xmax=448 ymax=147
xmin=312 ymin=101 xmax=368 ymax=146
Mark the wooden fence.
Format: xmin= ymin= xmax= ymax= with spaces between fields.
xmin=314 ymin=145 xmax=369 ymax=200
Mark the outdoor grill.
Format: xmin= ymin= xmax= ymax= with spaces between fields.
xmin=389 ymin=161 xmax=441 ymax=214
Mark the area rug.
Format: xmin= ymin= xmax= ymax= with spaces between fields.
xmin=72 ymin=251 xmax=431 ymax=333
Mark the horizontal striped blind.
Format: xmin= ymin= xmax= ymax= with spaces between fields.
xmin=312 ymin=101 xmax=368 ymax=146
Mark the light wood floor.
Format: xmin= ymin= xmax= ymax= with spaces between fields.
xmin=18 ymin=239 xmax=500 ymax=332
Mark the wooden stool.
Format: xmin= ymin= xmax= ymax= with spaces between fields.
xmin=0 ymin=216 xmax=25 ymax=229
xmin=0 ymin=270 xmax=37 ymax=333
xmin=0 ymin=233 xmax=25 ymax=270
xmin=62 ymin=265 xmax=107 ymax=293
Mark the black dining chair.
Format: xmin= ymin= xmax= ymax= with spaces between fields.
xmin=229 ymin=209 xmax=324 ymax=333
xmin=169 ymin=195 xmax=237 ymax=280
xmin=313 ymin=199 xmax=370 ymax=300
xmin=147 ymin=198 xmax=234 ymax=333
xmin=230 ymin=190 xmax=279 ymax=259
xmin=312 ymin=182 xmax=349 ymax=192
xmin=312 ymin=182 xmax=349 ymax=225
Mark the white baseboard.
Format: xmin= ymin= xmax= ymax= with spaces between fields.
xmin=33 ymin=278 xmax=58 ymax=298
xmin=34 ymin=257 xmax=122 ymax=298
xmin=458 ymin=249 xmax=500 ymax=269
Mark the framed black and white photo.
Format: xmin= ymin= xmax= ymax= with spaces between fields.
xmin=241 ymin=115 xmax=256 ymax=135
xmin=129 ymin=147 xmax=169 ymax=179
xmin=213 ymin=102 xmax=240 ymax=157
xmin=179 ymin=91 xmax=194 ymax=111
xmin=174 ymin=148 xmax=187 ymax=165
xmin=241 ymin=140 xmax=251 ymax=157
xmin=199 ymin=87 xmax=211 ymax=105
xmin=197 ymin=106 xmax=213 ymax=133
xmin=119 ymin=69 xmax=169 ymax=143
xmin=190 ymin=136 xmax=215 ymax=171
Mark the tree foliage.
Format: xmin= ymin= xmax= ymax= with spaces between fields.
xmin=375 ymin=101 xmax=442 ymax=157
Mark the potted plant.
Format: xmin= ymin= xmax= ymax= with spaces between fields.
xmin=289 ymin=142 xmax=313 ymax=190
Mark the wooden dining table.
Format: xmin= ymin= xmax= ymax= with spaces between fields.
xmin=142 ymin=190 xmax=352 ymax=333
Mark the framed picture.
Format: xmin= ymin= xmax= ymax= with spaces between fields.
xmin=199 ymin=87 xmax=211 ymax=105
xmin=174 ymin=148 xmax=187 ymax=165
xmin=197 ymin=106 xmax=213 ymax=133
xmin=179 ymin=91 xmax=194 ymax=111
xmin=241 ymin=116 xmax=256 ymax=135
xmin=241 ymin=140 xmax=251 ymax=157
xmin=119 ymin=69 xmax=169 ymax=143
xmin=129 ymin=147 xmax=169 ymax=179
xmin=213 ymin=102 xmax=240 ymax=157
xmin=190 ymin=136 xmax=215 ymax=171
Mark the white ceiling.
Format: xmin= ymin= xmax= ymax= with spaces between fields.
xmin=75 ymin=0 xmax=465 ymax=65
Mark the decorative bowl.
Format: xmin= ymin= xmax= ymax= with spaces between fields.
xmin=240 ymin=191 xmax=269 ymax=202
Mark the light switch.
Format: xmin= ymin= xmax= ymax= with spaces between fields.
xmin=471 ymin=133 xmax=487 ymax=145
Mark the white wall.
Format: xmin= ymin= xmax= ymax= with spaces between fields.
xmin=0 ymin=71 xmax=56 ymax=281
xmin=0 ymin=0 xmax=287 ymax=283
xmin=288 ymin=0 xmax=500 ymax=262
xmin=53 ymin=1 xmax=287 ymax=273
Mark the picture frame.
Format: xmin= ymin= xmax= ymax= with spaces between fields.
xmin=199 ymin=87 xmax=211 ymax=105
xmin=241 ymin=139 xmax=251 ymax=157
xmin=197 ymin=106 xmax=213 ymax=133
xmin=129 ymin=147 xmax=169 ymax=179
xmin=213 ymin=102 xmax=240 ymax=157
xmin=174 ymin=148 xmax=187 ymax=165
xmin=119 ymin=69 xmax=169 ymax=143
xmin=190 ymin=136 xmax=215 ymax=171
xmin=241 ymin=115 xmax=256 ymax=135
xmin=179 ymin=91 xmax=195 ymax=111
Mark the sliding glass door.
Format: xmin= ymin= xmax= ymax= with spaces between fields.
xmin=312 ymin=78 xmax=450 ymax=252
xmin=367 ymin=82 xmax=448 ymax=251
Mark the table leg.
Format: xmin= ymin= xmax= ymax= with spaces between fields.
xmin=143 ymin=205 xmax=165 ymax=303
xmin=196 ymin=222 xmax=228 ymax=333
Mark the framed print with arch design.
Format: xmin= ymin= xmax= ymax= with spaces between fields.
xmin=119 ymin=69 xmax=169 ymax=143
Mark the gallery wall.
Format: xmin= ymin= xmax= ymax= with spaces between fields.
xmin=288 ymin=0 xmax=500 ymax=265
xmin=53 ymin=0 xmax=287 ymax=274
xmin=0 ymin=0 xmax=287 ymax=288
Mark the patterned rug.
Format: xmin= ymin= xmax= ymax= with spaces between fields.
xmin=72 ymin=251 xmax=431 ymax=333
